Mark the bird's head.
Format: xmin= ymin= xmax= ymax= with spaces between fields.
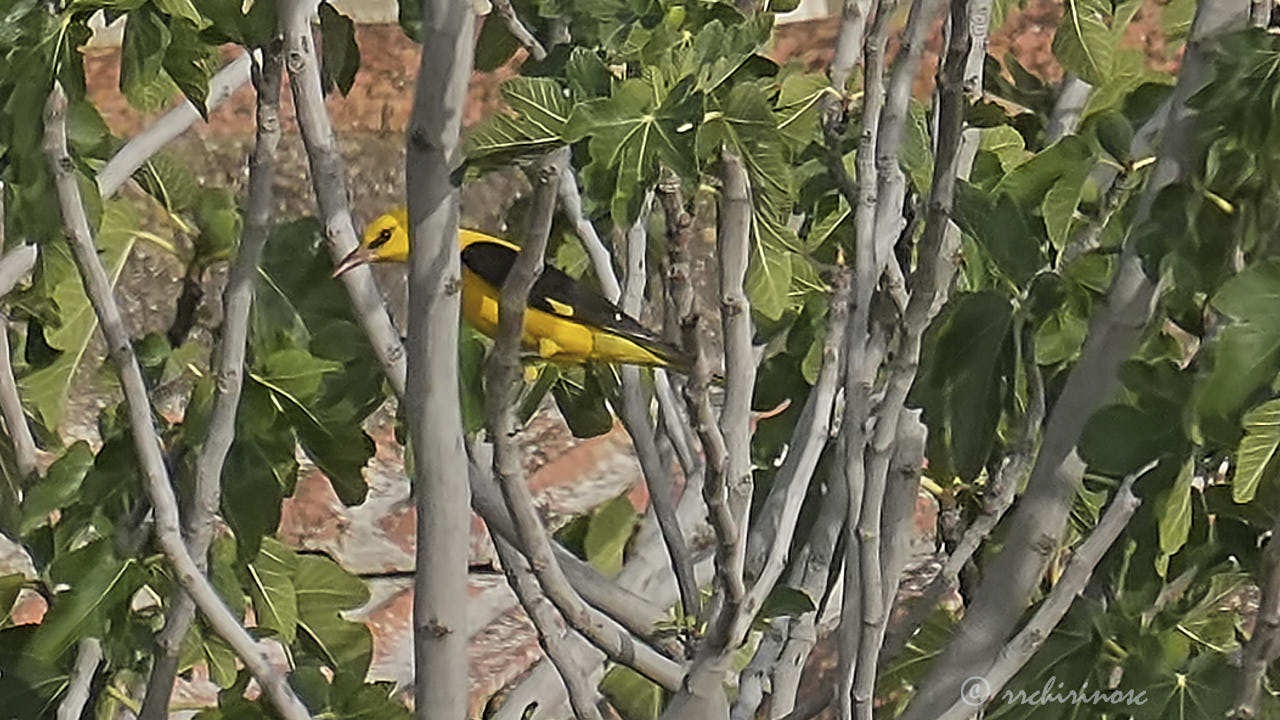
xmin=331 ymin=208 xmax=410 ymax=277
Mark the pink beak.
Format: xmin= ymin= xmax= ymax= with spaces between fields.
xmin=331 ymin=246 xmax=376 ymax=278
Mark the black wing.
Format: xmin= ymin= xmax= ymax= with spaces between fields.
xmin=461 ymin=241 xmax=662 ymax=343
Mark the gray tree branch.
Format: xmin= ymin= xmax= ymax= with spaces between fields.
xmin=281 ymin=0 xmax=407 ymax=396
xmin=934 ymin=463 xmax=1150 ymax=720
xmin=138 ymin=42 xmax=285 ymax=720
xmin=835 ymin=0 xmax=894 ymax=711
xmin=402 ymin=0 xmax=478 ymax=715
xmin=98 ymin=52 xmax=253 ymax=198
xmin=491 ymin=0 xmax=547 ymax=61
xmin=617 ymin=193 xmax=701 ymax=624
xmin=493 ymin=535 xmax=604 ymax=719
xmin=1045 ymin=75 xmax=1093 ymax=142
xmin=899 ymin=4 xmax=1250 ymax=717
xmin=1232 ymin=518 xmax=1280 ymax=719
xmin=486 ymin=148 xmax=684 ymax=692
xmin=55 ymin=637 xmax=102 ymax=720
xmin=0 ymin=189 xmax=38 ymax=480
xmin=44 ymin=82 xmax=311 ymax=720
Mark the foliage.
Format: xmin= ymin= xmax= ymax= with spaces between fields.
xmin=2 ymin=0 xmax=1280 ymax=718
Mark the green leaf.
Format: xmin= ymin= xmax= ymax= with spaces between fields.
xmin=256 ymin=349 xmax=343 ymax=403
xmin=1052 ymin=0 xmax=1113 ymax=85
xmin=162 ymin=18 xmax=218 ymax=118
xmin=1235 ymin=398 xmax=1280 ymax=503
xmin=132 ymin=149 xmax=200 ymax=213
xmin=1041 ymin=162 xmax=1092 ymax=250
xmin=565 ymin=47 xmax=612 ymax=101
xmin=30 ymin=540 xmax=141 ymax=661
xmin=1092 ymin=109 xmax=1134 ymax=165
xmin=0 ymin=573 xmax=26 ymax=626
xmin=518 ymin=362 xmax=559 ymax=426
xmin=565 ymin=74 xmax=700 ymax=228
xmin=552 ymin=367 xmax=614 ymax=438
xmin=193 ymin=187 xmax=241 ymax=266
xmin=584 ymin=494 xmax=637 ymax=577
xmin=119 ymin=4 xmax=172 ymax=111
xmin=1199 ymin=260 xmax=1280 ymax=429
xmin=774 ymin=73 xmax=829 ymax=154
xmin=18 ymin=201 xmax=137 ymax=432
xmin=953 ymin=182 xmax=1045 ymax=286
xmin=1080 ymin=404 xmax=1182 ymax=476
xmin=247 ymin=538 xmax=299 ymax=646
xmin=466 ymin=77 xmax=572 ymax=166
xmin=19 ymin=441 xmax=93 ymax=534
xmin=154 ymin=0 xmax=208 ymax=27
xmin=319 ymin=2 xmax=361 ymax=97
xmin=224 ymin=386 xmax=294 ymax=562
xmin=1156 ymin=459 xmax=1193 ymax=558
xmin=460 ymin=325 xmax=488 ymax=434
xmin=995 ymin=135 xmax=1093 ymax=208
xmin=745 ymin=237 xmax=792 ymax=321
xmin=1034 ymin=310 xmax=1088 ymax=365
xmin=474 ymin=11 xmax=520 ymax=72
xmin=601 ymin=666 xmax=663 ymax=720
xmin=911 ymin=291 xmax=1013 ymax=481
xmin=295 ymin=554 xmax=372 ymax=676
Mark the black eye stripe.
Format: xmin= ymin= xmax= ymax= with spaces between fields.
xmin=369 ymin=227 xmax=393 ymax=249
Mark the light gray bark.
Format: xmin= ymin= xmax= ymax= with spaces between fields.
xmin=45 ymin=83 xmax=311 ymax=720
xmin=485 ymin=149 xmax=684 ymax=692
xmin=401 ymin=0 xmax=477 ymax=716
xmin=282 ymin=0 xmax=407 ymax=396
xmin=98 ymin=52 xmax=252 ymax=198
xmin=898 ymin=3 xmax=1251 ymax=718
xmin=932 ymin=463 xmax=1149 ymax=720
xmin=138 ymin=43 xmax=285 ymax=720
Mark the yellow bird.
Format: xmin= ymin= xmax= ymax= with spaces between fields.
xmin=331 ymin=208 xmax=693 ymax=372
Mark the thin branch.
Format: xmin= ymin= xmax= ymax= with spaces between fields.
xmin=745 ymin=269 xmax=850 ymax=578
xmin=557 ymin=167 xmax=622 ymax=302
xmin=44 ymin=82 xmax=310 ymax=720
xmin=681 ymin=315 xmax=735 ymax=588
xmin=138 ymin=42 xmax=284 ymax=720
xmin=489 ymin=464 xmax=716 ymax=719
xmin=281 ymin=0 xmax=406 ymax=397
xmin=899 ymin=4 xmax=1249 ymax=717
xmin=55 ymin=638 xmax=102 ymax=720
xmin=933 ymin=463 xmax=1151 ymax=720
xmin=98 ymin=52 xmax=253 ymax=198
xmin=491 ymin=0 xmax=548 ymax=61
xmin=0 ymin=189 xmax=37 ymax=480
xmin=836 ymin=0 xmax=895 ymax=712
xmin=401 ymin=0 xmax=478 ymax=716
xmin=714 ymin=148 xmax=756 ymax=631
xmin=770 ymin=463 xmax=849 ymax=717
xmin=468 ymin=451 xmax=671 ymax=643
xmin=560 ymin=167 xmax=701 ymax=536
xmin=871 ymin=0 xmax=949 ymax=266
xmin=830 ymin=0 xmax=874 ymax=92
xmin=731 ymin=621 xmax=787 ymax=720
xmin=1045 ymin=75 xmax=1093 ymax=142
xmin=878 ymin=409 xmax=926 ymax=613
xmin=883 ymin=324 xmax=1044 ymax=661
xmin=486 ymin=148 xmax=683 ymax=692
xmin=735 ymin=271 xmax=850 ymax=648
xmin=1232 ymin=518 xmax=1280 ymax=719
xmin=617 ymin=192 xmax=700 ymax=625
xmin=493 ymin=535 xmax=604 ymax=720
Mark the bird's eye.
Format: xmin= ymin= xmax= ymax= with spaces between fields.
xmin=369 ymin=227 xmax=393 ymax=249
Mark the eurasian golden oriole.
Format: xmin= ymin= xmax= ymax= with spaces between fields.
xmin=331 ymin=209 xmax=693 ymax=371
